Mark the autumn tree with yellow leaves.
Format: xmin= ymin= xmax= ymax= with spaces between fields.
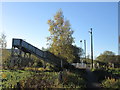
xmin=47 ymin=9 xmax=75 ymax=63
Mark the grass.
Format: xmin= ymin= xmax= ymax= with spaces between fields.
xmin=0 ymin=69 xmax=34 ymax=89
xmin=0 ymin=68 xmax=86 ymax=88
xmin=2 ymin=67 xmax=120 ymax=89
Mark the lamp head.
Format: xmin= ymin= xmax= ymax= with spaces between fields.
xmin=80 ymin=40 xmax=82 ymax=42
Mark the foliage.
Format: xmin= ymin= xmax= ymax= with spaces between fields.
xmin=102 ymin=78 xmax=120 ymax=88
xmin=0 ymin=68 xmax=86 ymax=89
xmin=93 ymin=68 xmax=111 ymax=82
xmin=107 ymin=68 xmax=120 ymax=76
xmin=0 ymin=33 xmax=9 ymax=68
xmin=96 ymin=51 xmax=116 ymax=63
xmin=83 ymin=58 xmax=91 ymax=64
xmin=72 ymin=45 xmax=83 ymax=63
xmin=7 ymin=57 xmax=33 ymax=69
xmin=47 ymin=9 xmax=75 ymax=63
xmin=0 ymin=70 xmax=34 ymax=89
xmin=20 ymin=72 xmax=59 ymax=88
xmin=24 ymin=67 xmax=50 ymax=71
xmin=61 ymin=70 xmax=86 ymax=88
xmin=0 ymin=33 xmax=7 ymax=49
xmin=21 ymin=54 xmax=44 ymax=68
xmin=2 ymin=49 xmax=10 ymax=68
xmin=93 ymin=67 xmax=120 ymax=89
xmin=19 ymin=70 xmax=86 ymax=88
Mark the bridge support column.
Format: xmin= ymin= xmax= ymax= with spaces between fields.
xmin=11 ymin=46 xmax=15 ymax=57
xmin=19 ymin=47 xmax=22 ymax=57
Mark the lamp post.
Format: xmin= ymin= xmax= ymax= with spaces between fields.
xmin=80 ymin=40 xmax=82 ymax=63
xmin=89 ymin=28 xmax=94 ymax=69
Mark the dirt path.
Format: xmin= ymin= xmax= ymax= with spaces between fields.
xmin=85 ymin=68 xmax=101 ymax=88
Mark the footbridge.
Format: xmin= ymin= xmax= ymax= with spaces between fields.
xmin=11 ymin=38 xmax=70 ymax=68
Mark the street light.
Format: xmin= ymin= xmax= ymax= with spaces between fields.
xmin=80 ymin=40 xmax=82 ymax=63
xmin=89 ymin=28 xmax=94 ymax=69
xmin=80 ymin=40 xmax=82 ymax=49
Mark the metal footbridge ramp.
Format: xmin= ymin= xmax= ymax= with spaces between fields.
xmin=11 ymin=38 xmax=69 ymax=68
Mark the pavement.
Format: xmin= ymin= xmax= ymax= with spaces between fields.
xmin=85 ymin=68 xmax=101 ymax=88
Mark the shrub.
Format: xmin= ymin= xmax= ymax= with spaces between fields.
xmin=2 ymin=73 xmax=7 ymax=78
xmin=102 ymin=77 xmax=120 ymax=88
xmin=19 ymin=70 xmax=86 ymax=88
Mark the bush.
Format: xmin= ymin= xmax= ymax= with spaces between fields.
xmin=63 ymin=71 xmax=85 ymax=88
xmin=19 ymin=72 xmax=59 ymax=88
xmin=24 ymin=67 xmax=50 ymax=72
xmin=108 ymin=68 xmax=120 ymax=75
xmin=1 ymin=70 xmax=34 ymax=89
xmin=102 ymin=77 xmax=120 ymax=88
xmin=19 ymin=70 xmax=86 ymax=88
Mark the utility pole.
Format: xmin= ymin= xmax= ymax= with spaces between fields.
xmin=84 ymin=40 xmax=86 ymax=60
xmin=89 ymin=28 xmax=93 ymax=69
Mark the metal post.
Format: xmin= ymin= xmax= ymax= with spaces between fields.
xmin=80 ymin=40 xmax=82 ymax=63
xmin=19 ymin=49 xmax=22 ymax=57
xmin=89 ymin=28 xmax=94 ymax=69
xmin=19 ymin=39 xmax=22 ymax=57
xmin=84 ymin=40 xmax=86 ymax=60
xmin=11 ymin=47 xmax=14 ymax=57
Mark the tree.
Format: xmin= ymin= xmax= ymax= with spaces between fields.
xmin=0 ymin=33 xmax=7 ymax=49
xmin=83 ymin=54 xmax=91 ymax=64
xmin=96 ymin=51 xmax=116 ymax=63
xmin=72 ymin=45 xmax=83 ymax=63
xmin=0 ymin=33 xmax=10 ymax=68
xmin=47 ymin=9 xmax=75 ymax=63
